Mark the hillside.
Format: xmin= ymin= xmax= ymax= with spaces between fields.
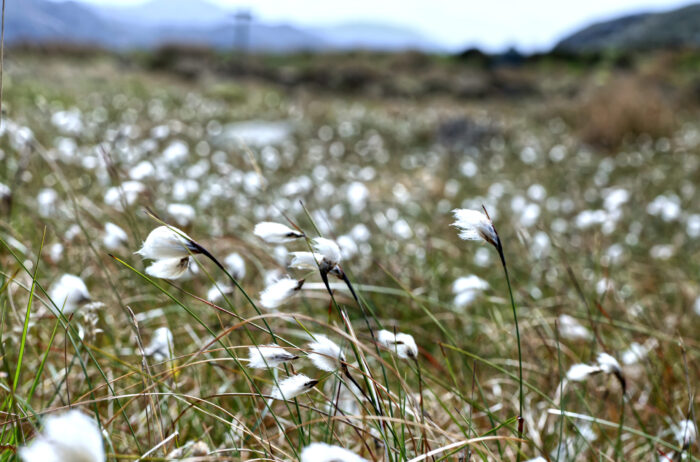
xmin=556 ymin=3 xmax=700 ymax=53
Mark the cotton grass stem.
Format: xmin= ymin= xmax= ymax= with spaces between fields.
xmin=496 ymin=243 xmax=524 ymax=460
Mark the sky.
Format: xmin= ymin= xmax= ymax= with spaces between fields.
xmin=76 ymin=0 xmax=694 ymax=52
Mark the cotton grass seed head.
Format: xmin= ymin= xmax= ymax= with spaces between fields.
xmin=270 ymin=374 xmax=318 ymax=400
xmin=48 ymin=274 xmax=91 ymax=315
xmin=596 ymin=352 xmax=621 ymax=375
xmin=452 ymin=208 xmax=500 ymax=249
xmin=312 ymin=237 xmax=342 ymax=268
xmin=566 ymin=352 xmax=626 ymax=392
xmin=254 ymin=221 xmax=303 ymax=244
xmin=136 ymin=225 xmax=196 ymax=260
xmin=308 ymin=335 xmax=345 ymax=372
xmin=259 ymin=276 xmax=304 ymax=310
xmin=566 ymin=363 xmax=600 ymax=382
xmin=144 ymin=327 xmax=174 ymax=362
xmin=247 ymin=345 xmax=299 ymax=369
xmin=675 ymin=419 xmax=697 ymax=449
xmin=378 ymin=329 xmax=419 ymax=359
xmin=289 ymin=251 xmax=324 ymax=271
xmin=136 ymin=226 xmax=199 ymax=280
xmin=20 ymin=410 xmax=105 ymax=462
xmin=300 ymin=442 xmax=368 ymax=462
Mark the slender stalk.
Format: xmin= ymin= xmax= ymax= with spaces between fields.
xmin=496 ymin=244 xmax=524 ymax=460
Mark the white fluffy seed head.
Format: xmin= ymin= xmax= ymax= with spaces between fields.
xmin=247 ymin=345 xmax=299 ymax=369
xmin=676 ymin=419 xmax=697 ymax=448
xmin=223 ymin=252 xmax=246 ymax=279
xmin=144 ymin=327 xmax=174 ymax=362
xmin=308 ymin=335 xmax=345 ymax=372
xmin=300 ymin=442 xmax=368 ymax=462
xmin=596 ymin=353 xmax=621 ymax=375
xmin=19 ymin=410 xmax=105 ymax=462
xmin=270 ymin=374 xmax=318 ymax=400
xmin=312 ymin=237 xmax=342 ymax=268
xmin=136 ymin=226 xmax=194 ymax=260
xmin=289 ymin=252 xmax=324 ymax=270
xmin=451 ymin=209 xmax=500 ymax=248
xmin=566 ymin=363 xmax=600 ymax=382
xmin=259 ymin=277 xmax=303 ymax=310
xmin=254 ymin=222 xmax=303 ymax=244
xmin=102 ymin=222 xmax=128 ymax=250
xmin=48 ymin=274 xmax=91 ymax=315
xmin=378 ymin=330 xmax=418 ymax=359
xmin=145 ymin=256 xmax=191 ymax=280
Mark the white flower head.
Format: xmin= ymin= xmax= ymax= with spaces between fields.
xmin=270 ymin=374 xmax=318 ymax=400
xmin=20 ymin=410 xmax=105 ymax=462
xmin=102 ymin=222 xmax=128 ymax=250
xmin=567 ymin=353 xmax=625 ymax=391
xmin=558 ymin=314 xmax=592 ymax=341
xmin=259 ymin=276 xmax=304 ymax=310
xmin=254 ymin=222 xmax=303 ymax=244
xmin=136 ymin=226 xmax=200 ymax=280
xmin=675 ymin=419 xmax=697 ymax=448
xmin=48 ymin=274 xmax=91 ymax=315
xmin=144 ymin=327 xmax=174 ymax=362
xmin=223 ymin=252 xmax=246 ymax=279
xmin=300 ymin=442 xmax=368 ymax=462
xmin=378 ymin=330 xmax=419 ymax=359
xmin=308 ymin=335 xmax=345 ymax=372
xmin=144 ymin=256 xmax=191 ymax=280
xmin=312 ymin=237 xmax=342 ymax=270
xmin=452 ymin=208 xmax=500 ymax=249
xmin=247 ymin=344 xmax=299 ymax=369
xmin=166 ymin=203 xmax=196 ymax=227
xmin=596 ymin=353 xmax=621 ymax=375
xmin=289 ymin=252 xmax=324 ymax=271
xmin=136 ymin=226 xmax=196 ymax=260
xmin=566 ymin=363 xmax=600 ymax=382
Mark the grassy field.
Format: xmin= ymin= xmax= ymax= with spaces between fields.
xmin=0 ymin=50 xmax=699 ymax=461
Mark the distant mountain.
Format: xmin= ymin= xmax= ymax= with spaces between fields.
xmin=6 ymin=0 xmax=131 ymax=48
xmin=313 ymin=22 xmax=442 ymax=51
xmin=7 ymin=0 xmax=441 ymax=52
xmin=97 ymin=0 xmax=231 ymax=27
xmin=555 ymin=3 xmax=700 ymax=53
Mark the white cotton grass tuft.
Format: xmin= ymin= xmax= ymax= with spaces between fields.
xmin=144 ymin=327 xmax=174 ymax=362
xmin=558 ymin=314 xmax=592 ymax=341
xmin=223 ymin=252 xmax=246 ymax=279
xmin=19 ymin=410 xmax=106 ymax=462
xmin=377 ymin=329 xmax=419 ymax=359
xmin=136 ymin=226 xmax=195 ymax=260
xmin=452 ymin=275 xmax=489 ymax=309
xmin=48 ymin=274 xmax=91 ymax=315
xmin=289 ymin=251 xmax=324 ymax=271
xmin=259 ymin=276 xmax=304 ymax=310
xmin=596 ymin=352 xmax=622 ymax=375
xmin=136 ymin=226 xmax=198 ymax=280
xmin=451 ymin=208 xmax=500 ymax=248
xmin=300 ymin=442 xmax=368 ymax=462
xmin=307 ymin=335 xmax=345 ymax=372
xmin=166 ymin=203 xmax=196 ymax=227
xmin=254 ymin=222 xmax=303 ymax=244
xmin=566 ymin=364 xmax=601 ymax=382
xmin=674 ymin=419 xmax=697 ymax=448
xmin=102 ymin=222 xmax=128 ymax=250
xmin=143 ymin=256 xmax=191 ymax=280
xmin=270 ymin=374 xmax=318 ymax=400
xmin=247 ymin=344 xmax=299 ymax=369
xmin=566 ymin=352 xmax=625 ymax=391
xmin=312 ymin=237 xmax=342 ymax=268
